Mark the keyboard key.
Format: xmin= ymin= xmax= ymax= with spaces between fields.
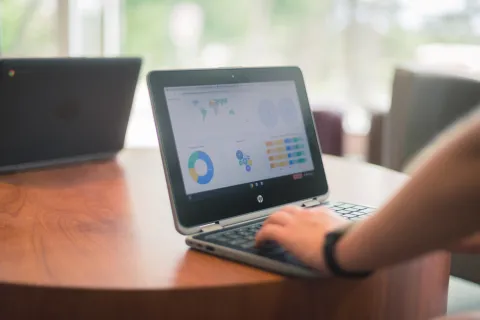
xmin=257 ymin=241 xmax=284 ymax=254
xmin=344 ymin=214 xmax=356 ymax=218
xmin=258 ymin=246 xmax=286 ymax=258
xmin=205 ymin=234 xmax=219 ymax=240
xmin=335 ymin=210 xmax=350 ymax=214
xmin=240 ymin=241 xmax=256 ymax=249
xmin=260 ymin=240 xmax=278 ymax=249
xmin=349 ymin=212 xmax=366 ymax=216
xmin=229 ymin=239 xmax=248 ymax=246
xmin=339 ymin=203 xmax=355 ymax=209
xmin=353 ymin=205 xmax=367 ymax=210
xmin=216 ymin=236 xmax=230 ymax=242
xmin=357 ymin=211 xmax=370 ymax=215
xmin=223 ymin=233 xmax=240 ymax=240
xmin=360 ymin=208 xmax=376 ymax=214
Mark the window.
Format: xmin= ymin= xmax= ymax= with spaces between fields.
xmin=121 ymin=0 xmax=480 ymax=142
xmin=0 ymin=0 xmax=58 ymax=57
xmin=122 ymin=0 xmax=480 ymax=100
xmin=2 ymin=0 xmax=480 ymax=144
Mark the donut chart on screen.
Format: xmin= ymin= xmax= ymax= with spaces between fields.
xmin=188 ymin=151 xmax=214 ymax=184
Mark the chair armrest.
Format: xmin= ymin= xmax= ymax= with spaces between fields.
xmin=311 ymin=109 xmax=344 ymax=157
xmin=367 ymin=111 xmax=388 ymax=165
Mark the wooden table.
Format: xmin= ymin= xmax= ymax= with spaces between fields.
xmin=0 ymin=149 xmax=450 ymax=319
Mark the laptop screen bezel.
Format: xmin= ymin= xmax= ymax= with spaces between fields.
xmin=148 ymin=67 xmax=329 ymax=233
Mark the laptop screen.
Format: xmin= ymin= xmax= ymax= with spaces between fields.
xmin=165 ymin=81 xmax=315 ymax=196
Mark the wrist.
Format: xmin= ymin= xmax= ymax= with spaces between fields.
xmin=313 ymin=223 xmax=354 ymax=274
xmin=323 ymin=222 xmax=373 ymax=278
xmin=335 ymin=223 xmax=371 ymax=273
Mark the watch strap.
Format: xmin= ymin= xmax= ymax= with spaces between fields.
xmin=324 ymin=226 xmax=373 ymax=278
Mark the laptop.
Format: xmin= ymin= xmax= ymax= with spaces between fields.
xmin=147 ymin=67 xmax=375 ymax=277
xmin=0 ymin=57 xmax=142 ymax=173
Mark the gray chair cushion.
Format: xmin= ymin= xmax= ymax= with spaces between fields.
xmin=381 ymin=67 xmax=480 ymax=171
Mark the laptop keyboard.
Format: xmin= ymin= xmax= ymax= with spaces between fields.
xmin=198 ymin=202 xmax=375 ymax=267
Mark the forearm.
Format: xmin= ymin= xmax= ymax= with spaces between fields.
xmin=336 ymin=113 xmax=480 ymax=272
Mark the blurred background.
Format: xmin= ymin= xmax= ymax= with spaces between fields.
xmin=3 ymin=0 xmax=480 ymax=307
xmin=1 ymin=0 xmax=480 ymax=153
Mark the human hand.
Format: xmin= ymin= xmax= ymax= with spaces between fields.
xmin=255 ymin=205 xmax=350 ymax=273
xmin=448 ymin=233 xmax=480 ymax=254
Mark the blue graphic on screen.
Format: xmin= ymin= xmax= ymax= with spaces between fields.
xmin=188 ymin=151 xmax=214 ymax=184
xmin=192 ymin=98 xmax=235 ymax=122
xmin=236 ymin=150 xmax=253 ymax=172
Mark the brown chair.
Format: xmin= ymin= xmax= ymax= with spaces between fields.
xmin=367 ymin=65 xmax=480 ymax=284
xmin=312 ymin=109 xmax=343 ymax=157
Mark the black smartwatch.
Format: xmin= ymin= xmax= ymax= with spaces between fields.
xmin=324 ymin=226 xmax=373 ymax=278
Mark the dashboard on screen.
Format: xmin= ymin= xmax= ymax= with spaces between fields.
xmin=164 ymin=81 xmax=315 ymax=196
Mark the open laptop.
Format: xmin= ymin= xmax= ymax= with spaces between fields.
xmin=148 ymin=67 xmax=375 ymax=277
xmin=0 ymin=57 xmax=142 ymax=173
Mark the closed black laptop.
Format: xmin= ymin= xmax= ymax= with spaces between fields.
xmin=0 ymin=57 xmax=141 ymax=173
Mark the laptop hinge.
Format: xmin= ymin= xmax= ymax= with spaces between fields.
xmin=200 ymin=222 xmax=223 ymax=233
xmin=302 ymin=199 xmax=322 ymax=208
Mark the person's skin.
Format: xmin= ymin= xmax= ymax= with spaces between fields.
xmin=256 ymin=108 xmax=480 ymax=275
xmin=435 ymin=313 xmax=480 ymax=320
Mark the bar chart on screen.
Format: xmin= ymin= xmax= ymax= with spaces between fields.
xmin=265 ymin=137 xmax=307 ymax=169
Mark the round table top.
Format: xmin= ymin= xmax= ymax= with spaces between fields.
xmin=0 ymin=149 xmax=450 ymax=319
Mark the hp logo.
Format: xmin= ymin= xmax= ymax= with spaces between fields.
xmin=257 ymin=195 xmax=264 ymax=203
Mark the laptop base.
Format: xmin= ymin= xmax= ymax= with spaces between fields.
xmin=188 ymin=202 xmax=375 ymax=277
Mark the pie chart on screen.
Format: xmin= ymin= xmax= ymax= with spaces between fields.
xmin=258 ymin=100 xmax=278 ymax=128
xmin=278 ymin=97 xmax=299 ymax=124
xmin=188 ymin=151 xmax=214 ymax=184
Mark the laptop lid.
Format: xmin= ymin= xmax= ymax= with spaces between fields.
xmin=0 ymin=57 xmax=141 ymax=171
xmin=148 ymin=67 xmax=329 ymax=235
